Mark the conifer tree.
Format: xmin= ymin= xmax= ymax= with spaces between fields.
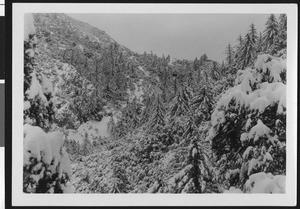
xmin=167 ymin=118 xmax=212 ymax=193
xmin=236 ymin=23 xmax=258 ymax=70
xmin=236 ymin=34 xmax=244 ymax=51
xmin=24 ymin=125 xmax=73 ymax=194
xmin=190 ymin=85 xmax=214 ymax=124
xmin=275 ymin=14 xmax=287 ymax=51
xmin=209 ymin=51 xmax=286 ymax=190
xmin=233 ymin=34 xmax=243 ymax=69
xmin=141 ymin=93 xmax=155 ymax=124
xmin=199 ymin=54 xmax=208 ymax=66
xmin=220 ymin=61 xmax=226 ymax=75
xmin=24 ymin=34 xmax=55 ymax=131
xmin=160 ymin=66 xmax=170 ymax=103
xmin=181 ymin=115 xmax=198 ymax=145
xmin=149 ymin=95 xmax=165 ymax=132
xmin=263 ymin=14 xmax=279 ymax=52
xmin=210 ymin=61 xmax=221 ymax=80
xmin=193 ymin=57 xmax=199 ymax=71
xmin=256 ymin=32 xmax=264 ymax=53
xmin=225 ymin=43 xmax=234 ymax=69
xmin=130 ymin=97 xmax=142 ymax=129
xmin=169 ymin=85 xmax=192 ymax=118
xmin=80 ymin=132 xmax=94 ymax=156
xmin=166 ymin=54 xmax=171 ymax=62
xmin=187 ymin=138 xmax=205 ymax=193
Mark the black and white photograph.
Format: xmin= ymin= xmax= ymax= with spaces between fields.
xmin=11 ymin=3 xmax=297 ymax=207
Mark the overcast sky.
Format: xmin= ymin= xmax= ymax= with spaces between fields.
xmin=67 ymin=13 xmax=275 ymax=63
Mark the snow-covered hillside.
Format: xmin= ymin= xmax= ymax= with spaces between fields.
xmin=66 ymin=117 xmax=111 ymax=145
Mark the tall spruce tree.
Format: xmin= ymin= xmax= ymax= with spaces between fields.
xmin=235 ymin=34 xmax=244 ymax=52
xmin=210 ymin=61 xmax=221 ymax=81
xmin=149 ymin=95 xmax=165 ymax=132
xmin=275 ymin=14 xmax=287 ymax=51
xmin=225 ymin=43 xmax=234 ymax=69
xmin=190 ymin=85 xmax=214 ymax=124
xmin=232 ymin=34 xmax=243 ymax=71
xmin=256 ymin=32 xmax=264 ymax=53
xmin=193 ymin=57 xmax=199 ymax=71
xmin=199 ymin=54 xmax=208 ymax=66
xmin=236 ymin=23 xmax=258 ymax=70
xmin=169 ymin=85 xmax=192 ymax=118
xmin=263 ymin=14 xmax=279 ymax=52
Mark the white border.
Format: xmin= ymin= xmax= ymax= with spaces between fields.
xmin=0 ymin=148 xmax=4 ymax=209
xmin=12 ymin=3 xmax=297 ymax=206
xmin=0 ymin=3 xmax=4 ymax=209
xmin=1 ymin=4 xmax=4 ymax=86
xmin=0 ymin=5 xmax=4 ymax=16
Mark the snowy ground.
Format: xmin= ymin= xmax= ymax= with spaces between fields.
xmin=66 ymin=116 xmax=111 ymax=144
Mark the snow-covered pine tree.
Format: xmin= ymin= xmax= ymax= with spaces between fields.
xmin=166 ymin=54 xmax=171 ymax=62
xmin=235 ymin=23 xmax=258 ymax=70
xmin=186 ymin=137 xmax=212 ymax=193
xmin=236 ymin=34 xmax=244 ymax=50
xmin=169 ymin=85 xmax=192 ymax=118
xmin=256 ymin=32 xmax=264 ymax=53
xmin=24 ymin=32 xmax=55 ymax=131
xmin=23 ymin=124 xmax=74 ymax=193
xmin=165 ymin=126 xmax=212 ymax=193
xmin=193 ymin=57 xmax=199 ymax=72
xmin=192 ymin=57 xmax=204 ymax=84
xmin=199 ymin=54 xmax=208 ymax=66
xmin=275 ymin=14 xmax=287 ymax=51
xmin=208 ymin=50 xmax=286 ymax=191
xmin=148 ymin=95 xmax=165 ymax=132
xmin=181 ymin=115 xmax=199 ymax=145
xmin=161 ymin=85 xmax=193 ymax=145
xmin=190 ymin=84 xmax=214 ymax=124
xmin=220 ymin=61 xmax=226 ymax=75
xmin=141 ymin=93 xmax=155 ymax=124
xmin=113 ymin=53 xmax=128 ymax=99
xmin=115 ymin=97 xmax=142 ymax=137
xmin=75 ymin=141 xmax=81 ymax=158
xmin=158 ymin=65 xmax=171 ymax=103
xmin=225 ymin=43 xmax=234 ymax=70
xmin=263 ymin=14 xmax=279 ymax=53
xmin=114 ymin=110 xmax=130 ymax=139
xmin=69 ymin=75 xmax=102 ymax=123
xmin=130 ymin=97 xmax=143 ymax=129
xmin=210 ymin=61 xmax=221 ymax=81
xmin=232 ymin=34 xmax=243 ymax=71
